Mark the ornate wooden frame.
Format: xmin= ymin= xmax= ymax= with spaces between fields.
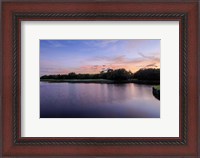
xmin=2 ymin=1 xmax=199 ymax=157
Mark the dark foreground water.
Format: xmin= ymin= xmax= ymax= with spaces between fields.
xmin=40 ymin=82 xmax=160 ymax=118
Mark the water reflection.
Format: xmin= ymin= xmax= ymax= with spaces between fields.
xmin=40 ymin=82 xmax=160 ymax=118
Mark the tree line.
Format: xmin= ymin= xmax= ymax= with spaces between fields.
xmin=40 ymin=68 xmax=160 ymax=81
xmin=133 ymin=68 xmax=160 ymax=81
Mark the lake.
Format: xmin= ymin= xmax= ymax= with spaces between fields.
xmin=40 ymin=82 xmax=160 ymax=118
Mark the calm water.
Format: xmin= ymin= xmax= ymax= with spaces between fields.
xmin=40 ymin=82 xmax=160 ymax=118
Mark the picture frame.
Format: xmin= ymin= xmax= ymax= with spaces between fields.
xmin=1 ymin=0 xmax=199 ymax=157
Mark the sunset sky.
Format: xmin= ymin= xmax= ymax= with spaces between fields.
xmin=40 ymin=40 xmax=160 ymax=76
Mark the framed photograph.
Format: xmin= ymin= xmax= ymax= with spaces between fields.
xmin=2 ymin=1 xmax=199 ymax=157
xmin=40 ymin=39 xmax=161 ymax=118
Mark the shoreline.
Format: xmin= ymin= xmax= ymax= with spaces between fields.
xmin=152 ymin=85 xmax=160 ymax=100
xmin=40 ymin=78 xmax=160 ymax=85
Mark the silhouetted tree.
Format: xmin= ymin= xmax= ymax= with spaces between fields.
xmin=133 ymin=68 xmax=160 ymax=81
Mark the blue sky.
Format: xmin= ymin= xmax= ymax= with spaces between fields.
xmin=40 ymin=39 xmax=160 ymax=76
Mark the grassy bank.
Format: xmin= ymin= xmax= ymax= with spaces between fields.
xmin=153 ymin=85 xmax=160 ymax=90
xmin=152 ymin=85 xmax=160 ymax=100
xmin=40 ymin=79 xmax=115 ymax=83
xmin=131 ymin=79 xmax=160 ymax=85
xmin=40 ymin=78 xmax=159 ymax=85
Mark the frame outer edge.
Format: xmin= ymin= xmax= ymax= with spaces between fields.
xmin=0 ymin=0 xmax=200 ymax=158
